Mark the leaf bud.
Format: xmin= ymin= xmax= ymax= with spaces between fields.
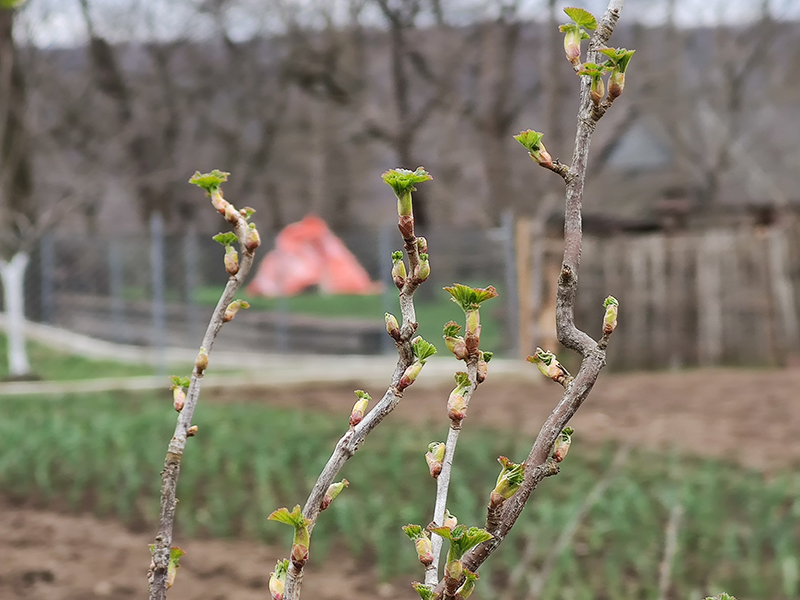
xmin=425 ymin=442 xmax=446 ymax=478
xmin=269 ymin=559 xmax=289 ymax=600
xmin=245 ymin=223 xmax=261 ymax=252
xmin=349 ymin=390 xmax=371 ymax=428
xmin=416 ymin=253 xmax=430 ymax=282
xmin=490 ymin=456 xmax=525 ymax=507
xmin=385 ymin=313 xmax=401 ymax=340
xmin=527 ymin=348 xmax=571 ymax=385
xmin=417 ymin=237 xmax=428 ymax=254
xmin=195 ymin=347 xmax=209 ymax=373
xmin=320 ymin=479 xmax=349 ymax=511
xmin=224 ymin=245 xmax=239 ymax=276
xmin=186 ymin=425 xmax=198 ymax=437
xmin=172 ymin=386 xmax=186 ymax=412
xmin=603 ymin=295 xmax=619 ymax=335
xmin=552 ymin=427 xmax=574 ymax=462
xmin=391 ymin=251 xmax=407 ymax=289
xmin=448 ymin=389 xmax=467 ymax=423
xmin=398 ymin=361 xmax=423 ymax=391
xmin=403 ymin=525 xmax=434 ymax=566
xmin=223 ymin=299 xmax=250 ymax=323
xmin=166 ymin=547 xmax=185 ymax=589
xmin=412 ymin=582 xmax=436 ymax=600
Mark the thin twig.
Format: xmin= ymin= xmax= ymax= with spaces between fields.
xmin=148 ymin=194 xmax=255 ymax=600
xmin=432 ymin=0 xmax=626 ymax=593
xmin=282 ymin=184 xmax=427 ymax=600
xmin=425 ymin=357 xmax=479 ymax=586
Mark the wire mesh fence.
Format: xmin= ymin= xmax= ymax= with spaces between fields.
xmin=10 ymin=218 xmax=800 ymax=368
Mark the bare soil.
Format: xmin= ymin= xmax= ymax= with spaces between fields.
xmin=3 ymin=366 xmax=799 ymax=599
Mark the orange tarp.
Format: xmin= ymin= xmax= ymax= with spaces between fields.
xmin=246 ymin=215 xmax=382 ymax=297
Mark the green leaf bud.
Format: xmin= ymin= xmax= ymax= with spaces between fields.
xmin=224 ymin=245 xmax=239 ymax=276
xmin=603 ymin=295 xmax=619 ymax=335
xmin=245 ymin=223 xmax=261 ymax=253
xmin=552 ymin=427 xmax=574 ymax=462
xmin=349 ymin=390 xmax=371 ymax=428
xmin=320 ymin=479 xmax=349 ymax=511
xmin=269 ymin=559 xmax=289 ymax=600
xmin=527 ymin=348 xmax=572 ymax=385
xmin=385 ymin=312 xmax=401 ymax=340
xmin=425 ymin=441 xmax=446 ymax=478
xmin=223 ymin=299 xmax=250 ymax=323
xmin=166 ymin=546 xmax=185 ymax=589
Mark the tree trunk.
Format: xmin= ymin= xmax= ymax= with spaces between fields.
xmin=0 ymin=252 xmax=31 ymax=378
xmin=0 ymin=6 xmax=34 ymax=253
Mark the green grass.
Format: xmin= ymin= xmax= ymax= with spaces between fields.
xmin=0 ymin=334 xmax=155 ymax=381
xmin=0 ymin=392 xmax=797 ymax=599
xmin=192 ymin=286 xmax=506 ymax=355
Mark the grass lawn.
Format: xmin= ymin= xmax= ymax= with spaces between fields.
xmin=0 ymin=334 xmax=155 ymax=381
xmin=0 ymin=390 xmax=797 ymax=599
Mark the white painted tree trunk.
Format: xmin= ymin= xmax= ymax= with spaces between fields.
xmin=0 ymin=252 xmax=31 ymax=377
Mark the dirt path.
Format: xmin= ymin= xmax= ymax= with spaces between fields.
xmin=0 ymin=501 xmax=398 ymax=600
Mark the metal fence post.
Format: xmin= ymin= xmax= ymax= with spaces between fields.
xmin=150 ymin=212 xmax=166 ymax=374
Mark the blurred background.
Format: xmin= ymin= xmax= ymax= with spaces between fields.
xmin=2 ymin=0 xmax=800 ymax=599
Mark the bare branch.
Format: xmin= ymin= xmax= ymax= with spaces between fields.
xmin=432 ymin=1 xmax=626 ymax=591
xmin=148 ymin=181 xmax=260 ymax=600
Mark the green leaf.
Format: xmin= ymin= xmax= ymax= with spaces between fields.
xmin=564 ymin=7 xmax=597 ymax=29
xmin=392 ymin=250 xmax=404 ymax=263
xmin=453 ymin=371 xmax=470 ymax=388
xmin=412 ymin=336 xmax=438 ymax=363
xmin=381 ymin=168 xmax=433 ymax=197
xmin=481 ymin=351 xmax=493 ymax=363
xmin=529 ymin=348 xmax=556 ymax=366
xmin=577 ymin=62 xmax=606 ymax=78
xmin=513 ymin=129 xmax=544 ymax=153
xmin=268 ymin=505 xmax=310 ymax=528
xmin=450 ymin=527 xmax=493 ymax=558
xmin=443 ymin=284 xmax=499 ymax=312
xmin=212 ymin=232 xmax=238 ymax=247
xmin=403 ymin=524 xmax=425 ymax=539
xmin=354 ymin=390 xmax=371 ymax=402
xmin=599 ymin=47 xmax=635 ymax=72
xmin=240 ymin=206 xmax=256 ymax=219
xmin=169 ymin=375 xmax=191 ymax=389
xmin=562 ymin=426 xmax=574 ymax=436
xmin=188 ymin=169 xmax=229 ymax=193
xmin=443 ymin=321 xmax=462 ymax=338
xmin=412 ymin=582 xmax=437 ymax=600
xmin=427 ymin=524 xmax=454 ymax=539
xmin=603 ymin=295 xmax=619 ymax=307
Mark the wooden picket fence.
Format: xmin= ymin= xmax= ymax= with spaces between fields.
xmin=517 ymin=224 xmax=800 ymax=370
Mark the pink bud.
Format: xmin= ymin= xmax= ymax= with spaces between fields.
xmin=173 ymin=387 xmax=186 ymax=412
xmin=245 ymin=226 xmax=261 ymax=253
xmin=224 ymin=246 xmax=239 ymax=276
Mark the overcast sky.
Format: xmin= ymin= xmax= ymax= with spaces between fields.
xmin=15 ymin=0 xmax=800 ymax=48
